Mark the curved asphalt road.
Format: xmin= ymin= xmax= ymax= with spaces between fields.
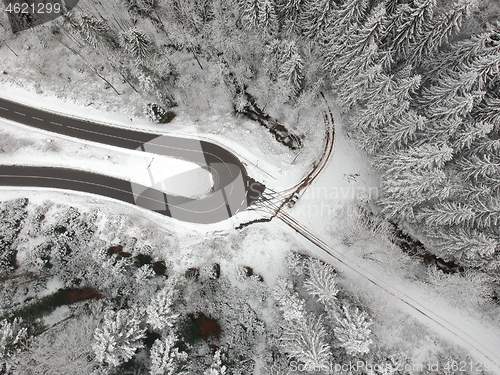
xmin=0 ymin=98 xmax=265 ymax=224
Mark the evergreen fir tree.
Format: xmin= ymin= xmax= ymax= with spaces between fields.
xmin=378 ymin=169 xmax=451 ymax=221
xmin=452 ymin=121 xmax=494 ymax=151
xmin=345 ymin=3 xmax=386 ymax=60
xmin=407 ymin=0 xmax=477 ymax=64
xmin=278 ymin=43 xmax=305 ymax=95
xmin=272 ymin=277 xmax=307 ymax=323
xmin=299 ymin=0 xmax=337 ymax=41
xmin=257 ymin=0 xmax=278 ymax=37
xmin=280 ymin=315 xmax=332 ymax=368
xmin=240 ymin=0 xmax=259 ymax=29
xmin=304 ymin=259 xmax=339 ymax=306
xmin=426 ymin=227 xmax=498 ymax=265
xmin=382 ymin=109 xmax=427 ymax=150
xmin=150 ymin=333 xmax=188 ymax=375
xmin=147 ymin=284 xmax=180 ymax=331
xmin=120 ymin=28 xmax=156 ymax=61
xmin=93 ymin=309 xmax=145 ymax=367
xmin=79 ymin=14 xmax=116 ymax=48
xmin=277 ymin=0 xmax=304 ymax=34
xmin=422 ymin=30 xmax=500 ymax=82
xmin=469 ymin=135 xmax=500 ymax=155
xmin=382 ymin=0 xmax=436 ymax=61
xmin=472 ymin=199 xmax=500 ymax=228
xmin=321 ymin=0 xmax=370 ymax=75
xmin=416 ymin=201 xmax=475 ymax=227
xmin=331 ymin=305 xmax=373 ymax=356
xmin=457 ymin=154 xmax=500 ymax=183
xmin=474 ymin=96 xmax=500 ymax=131
xmin=374 ymin=143 xmax=453 ymax=173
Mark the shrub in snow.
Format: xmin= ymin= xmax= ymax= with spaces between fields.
xmin=150 ymin=333 xmax=187 ymax=375
xmin=204 ymin=348 xmax=227 ymax=375
xmin=0 ymin=318 xmax=28 ymax=361
xmin=145 ymin=103 xmax=170 ymax=124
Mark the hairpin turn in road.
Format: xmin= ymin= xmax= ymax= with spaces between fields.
xmin=0 ymin=97 xmax=265 ymax=224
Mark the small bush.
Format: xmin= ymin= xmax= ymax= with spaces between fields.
xmin=144 ymin=103 xmax=171 ymax=124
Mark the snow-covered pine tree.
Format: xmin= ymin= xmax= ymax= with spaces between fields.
xmin=374 ymin=143 xmax=453 ymax=173
xmin=456 ymin=153 xmax=500 ymax=184
xmin=120 ymin=28 xmax=156 ymax=61
xmin=452 ymin=121 xmax=494 ymax=151
xmin=321 ymin=0 xmax=370 ymax=75
xmin=272 ymin=277 xmax=307 ymax=323
xmin=382 ymin=0 xmax=436 ymax=62
xmin=474 ymin=96 xmax=500 ymax=132
xmin=331 ymin=305 xmax=373 ymax=356
xmin=304 ymin=259 xmax=339 ymax=306
xmin=334 ymin=62 xmax=382 ymax=110
xmin=407 ymin=0 xmax=477 ymax=65
xmin=337 ymin=0 xmax=370 ymax=31
xmin=150 ymin=333 xmax=188 ymax=375
xmin=280 ymin=315 xmax=331 ymax=368
xmin=384 ymin=0 xmax=399 ymax=15
xmin=426 ymin=227 xmax=498 ymax=268
xmin=378 ymin=169 xmax=451 ymax=221
xmin=147 ymin=283 xmax=180 ymax=331
xmin=330 ymin=4 xmax=386 ymax=101
xmin=471 ymin=198 xmax=500 ymax=229
xmin=469 ymin=135 xmax=500 ymax=156
xmin=357 ymin=66 xmax=421 ymax=111
xmin=422 ymin=30 xmax=500 ymax=82
xmin=240 ymin=0 xmax=259 ymax=29
xmin=374 ymin=144 xmax=454 ymax=221
xmin=79 ymin=14 xmax=116 ymax=49
xmin=278 ymin=42 xmax=305 ymax=95
xmin=381 ymin=109 xmax=427 ymax=150
xmin=416 ymin=201 xmax=475 ymax=227
xmin=344 ymin=3 xmax=386 ymax=60
xmin=299 ymin=0 xmax=337 ymax=41
xmin=257 ymin=0 xmax=278 ymax=37
xmin=92 ymin=309 xmax=145 ymax=367
xmin=419 ymin=46 xmax=500 ymax=122
xmin=277 ymin=0 xmax=304 ymax=34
